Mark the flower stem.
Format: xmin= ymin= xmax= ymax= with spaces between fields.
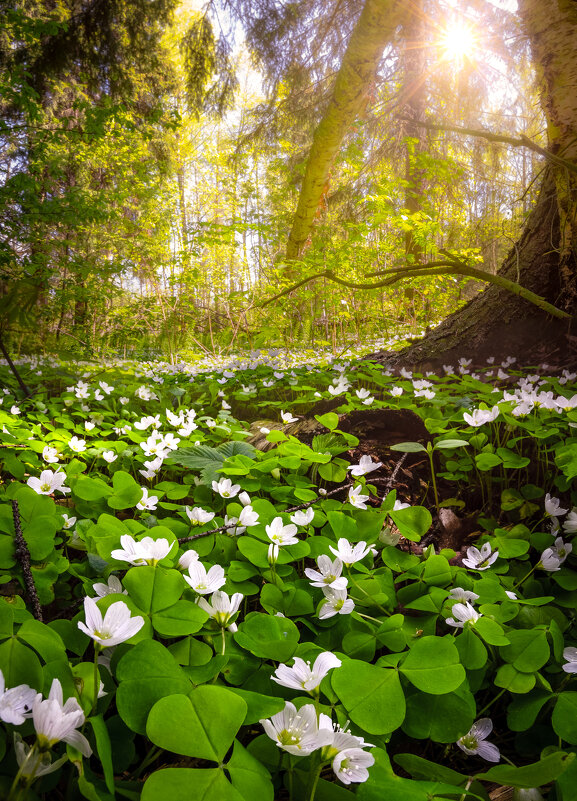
xmin=92 ymin=645 xmax=101 ymax=717
xmin=477 ymin=687 xmax=506 ymax=717
xmin=513 ymin=563 xmax=537 ymax=589
xmin=307 ymin=763 xmax=322 ymax=801
xmin=220 ymin=627 xmax=226 ymax=656
xmin=7 ymin=742 xmax=38 ymax=801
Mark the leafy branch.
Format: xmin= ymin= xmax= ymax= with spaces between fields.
xmin=261 ymin=252 xmax=571 ymax=320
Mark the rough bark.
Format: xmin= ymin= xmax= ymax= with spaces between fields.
xmin=285 ymin=0 xmax=403 ymax=263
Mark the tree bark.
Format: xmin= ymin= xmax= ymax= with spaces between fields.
xmin=285 ymin=0 xmax=403 ymax=263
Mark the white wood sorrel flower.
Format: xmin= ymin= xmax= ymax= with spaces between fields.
xmin=110 ymin=534 xmax=175 ymax=566
xmin=27 ymin=469 xmax=70 ymax=496
xmin=456 ymin=718 xmax=500 ymax=762
xmin=78 ymin=597 xmax=144 ymax=647
xmin=0 ymin=669 xmax=36 ymax=725
xmin=184 ymin=562 xmax=226 ymax=594
xmin=329 ymin=538 xmax=371 ymax=567
xmin=271 ymin=652 xmax=341 ymax=693
xmin=32 ymin=679 xmax=92 ymax=757
xmin=260 ymin=702 xmax=333 ymax=756
xmin=462 ymin=542 xmax=498 ymax=571
xmin=197 ymin=590 xmax=243 ymax=632
xmin=266 ymin=517 xmax=299 ymax=546
xmin=305 ymin=555 xmax=348 ymax=590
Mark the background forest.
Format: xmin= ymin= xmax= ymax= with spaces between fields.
xmin=0 ymin=0 xmax=545 ymax=361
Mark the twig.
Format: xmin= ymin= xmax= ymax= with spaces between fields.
xmin=11 ymin=501 xmax=43 ymax=621
xmin=0 ymin=336 xmax=31 ymax=396
xmin=177 ymin=454 xmax=409 ymax=544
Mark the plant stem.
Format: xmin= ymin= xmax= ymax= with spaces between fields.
xmin=427 ymin=447 xmax=440 ymax=514
xmin=221 ymin=627 xmax=226 ymax=656
xmin=307 ymin=763 xmax=322 ymax=801
xmin=92 ymin=646 xmax=101 ymax=717
xmin=513 ymin=563 xmax=538 ymax=589
xmin=477 ymin=687 xmax=506 ymax=716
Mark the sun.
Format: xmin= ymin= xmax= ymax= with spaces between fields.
xmin=440 ymin=22 xmax=477 ymax=63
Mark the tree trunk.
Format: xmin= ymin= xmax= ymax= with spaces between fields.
xmin=369 ymin=0 xmax=577 ymax=369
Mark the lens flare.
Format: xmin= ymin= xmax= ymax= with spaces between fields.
xmin=440 ymin=23 xmax=476 ymax=62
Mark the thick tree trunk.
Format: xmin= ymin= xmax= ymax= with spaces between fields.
xmin=368 ymin=0 xmax=577 ymax=369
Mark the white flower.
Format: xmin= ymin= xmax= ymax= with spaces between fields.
xmin=102 ymin=450 xmax=117 ymax=463
xmin=347 ymin=455 xmax=383 ymax=477
xmin=281 ymin=410 xmax=299 ymax=424
xmin=392 ymin=500 xmax=411 ymax=511
xmin=0 ymin=670 xmax=36 ymax=725
xmin=197 ymin=591 xmax=243 ymax=632
xmin=162 ymin=433 xmax=180 ymax=451
xmin=212 ymin=477 xmax=241 ymax=498
xmin=239 ymin=505 xmax=259 ymax=528
xmin=136 ymin=487 xmax=158 ymax=511
xmin=14 ymin=733 xmax=67 ymax=778
xmin=27 ymin=469 xmax=71 ymax=496
xmin=184 ymin=562 xmax=226 ymax=594
xmin=260 ymin=702 xmax=333 ymax=756
xmin=319 ymin=586 xmax=355 ymax=619
xmin=78 ymin=597 xmax=144 ymax=647
xmin=139 ymin=456 xmax=164 ymax=479
xmin=84 ymin=421 xmax=95 ymax=431
xmin=291 ymin=507 xmax=315 ymax=526
xmin=271 ymin=652 xmax=341 ymax=693
xmin=462 ymin=542 xmax=498 ymax=571
xmin=42 ymin=446 xmax=59 ymax=464
xmin=539 ymin=537 xmax=572 ymax=571
xmin=562 ymin=646 xmax=577 ymax=673
xmin=329 ymin=538 xmax=370 ymax=566
xmin=92 ymin=576 xmax=126 ymax=597
xmin=32 ymin=679 xmax=91 ymax=757
xmin=446 ymin=602 xmax=482 ymax=628
xmin=68 ymin=436 xmax=86 ymax=453
xmin=348 ymin=485 xmax=369 ymax=510
xmin=238 ymin=491 xmax=251 ymax=506
xmin=563 ymin=509 xmax=577 ymax=534
xmin=178 ymin=549 xmax=200 ymax=569
xmin=356 ymin=388 xmax=371 ymax=400
xmin=545 ymin=493 xmax=568 ymax=517
xmin=111 ymin=534 xmax=175 ymax=566
xmin=266 ymin=517 xmax=299 ymax=546
xmin=305 ymin=555 xmax=348 ymax=590
xmin=448 ymin=587 xmax=479 ymax=603
xmin=119 ymin=396 xmax=129 ymax=405
xmin=99 ymin=381 xmax=114 ymax=395
xmin=456 ymin=718 xmax=500 ymax=762
xmin=61 ymin=514 xmax=77 ymax=530
xmin=185 ymin=506 xmax=215 ymax=525
xmin=463 ymin=407 xmax=500 ymax=427
xmin=332 ymin=748 xmax=375 ymax=785
xmin=390 ymin=386 xmax=403 ymax=397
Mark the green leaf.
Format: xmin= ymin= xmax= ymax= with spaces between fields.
xmin=496 ymin=447 xmax=530 ymax=469
xmin=227 ymin=740 xmax=274 ymax=801
xmin=389 ymin=442 xmax=427 ymax=453
xmin=475 ymin=453 xmax=502 ymax=471
xmin=507 ymin=691 xmax=551 ymax=731
xmin=473 ymin=617 xmax=510 ymax=646
xmin=315 ymin=412 xmax=339 ymax=431
xmin=107 ymin=470 xmax=143 ymax=510
xmin=152 ymin=600 xmax=208 ymax=637
xmin=389 ymin=506 xmax=431 ymax=542
xmin=0 ymin=637 xmax=43 ymax=690
xmin=89 ymin=714 xmax=115 ymax=795
xmin=234 ymin=613 xmax=299 ymax=661
xmin=142 ymin=768 xmax=243 ymax=801
xmin=454 ymin=627 xmax=487 ymax=670
xmin=123 ymin=566 xmax=184 ymax=615
xmin=116 ymin=640 xmax=191 ymax=734
xmin=402 ymin=687 xmax=475 ymax=743
xmin=494 ymin=664 xmax=536 ymax=694
xmin=500 ymin=629 xmax=549 ymax=672
xmin=146 ymin=687 xmax=247 ymax=761
xmin=553 ymin=693 xmax=577 ymax=744
xmin=475 ymin=752 xmax=574 ymax=788
xmin=226 ymin=689 xmax=284 ymax=725
xmin=400 ymin=636 xmax=465 ymax=694
xmin=332 ymin=659 xmax=406 ymax=734
xmin=434 ymin=439 xmax=469 ymax=449
xmin=422 ymin=554 xmax=452 ymax=587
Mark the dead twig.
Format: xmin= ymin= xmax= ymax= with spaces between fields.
xmin=11 ymin=500 xmax=43 ymax=621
